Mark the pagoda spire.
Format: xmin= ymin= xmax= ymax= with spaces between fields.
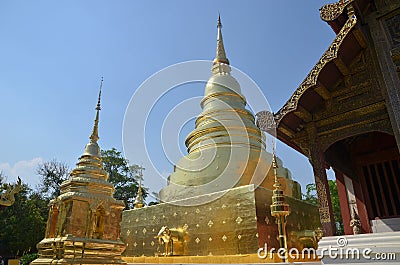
xmin=272 ymin=145 xmax=280 ymax=190
xmin=90 ymin=77 xmax=103 ymax=144
xmin=213 ymin=14 xmax=229 ymax=66
xmin=83 ymin=78 xmax=103 ymax=157
xmin=134 ymin=166 xmax=144 ymax=209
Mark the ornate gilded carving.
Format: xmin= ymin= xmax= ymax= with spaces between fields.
xmin=320 ymin=119 xmax=393 ymax=152
xmin=319 ymin=0 xmax=354 ymax=22
xmin=270 ymin=150 xmax=290 ymax=262
xmin=256 ymin=110 xmax=276 ymax=133
xmin=350 ymin=207 xmax=362 ymax=235
xmin=307 ymin=124 xmax=336 ymax=235
xmin=273 ymin=9 xmax=357 ymax=125
xmin=0 ymin=177 xmax=21 ymax=207
xmin=384 ymin=14 xmax=400 ymax=48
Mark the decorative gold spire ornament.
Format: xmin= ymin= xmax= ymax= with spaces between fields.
xmin=213 ymin=14 xmax=229 ymax=66
xmin=90 ymin=77 xmax=102 ymax=144
xmin=134 ymin=167 xmax=144 ymax=209
xmin=270 ymin=145 xmax=290 ymax=262
xmin=31 ymin=79 xmax=126 ymax=265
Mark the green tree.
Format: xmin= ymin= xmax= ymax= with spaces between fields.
xmin=0 ymin=178 xmax=46 ymax=257
xmin=101 ymin=148 xmax=147 ymax=209
xmin=37 ymin=160 xmax=69 ymax=199
xmin=0 ymin=147 xmax=151 ymax=257
xmin=303 ymin=179 xmax=344 ymax=235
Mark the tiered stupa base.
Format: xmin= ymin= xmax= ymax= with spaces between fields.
xmin=32 ymin=235 xmax=126 ymax=265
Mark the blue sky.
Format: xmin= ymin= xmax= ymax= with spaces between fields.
xmin=0 ymin=1 xmax=336 ymax=198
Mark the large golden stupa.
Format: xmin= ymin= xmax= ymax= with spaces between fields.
xmin=159 ymin=16 xmax=300 ymax=202
xmin=121 ymin=17 xmax=321 ymax=259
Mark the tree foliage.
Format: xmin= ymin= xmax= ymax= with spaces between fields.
xmin=303 ymin=179 xmax=344 ymax=235
xmin=37 ymin=160 xmax=69 ymax=199
xmin=0 ymin=147 xmax=150 ymax=257
xmin=101 ymin=148 xmax=147 ymax=209
xmin=0 ymin=179 xmax=46 ymax=257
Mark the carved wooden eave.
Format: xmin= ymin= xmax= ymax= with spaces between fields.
xmin=257 ymin=0 xmax=373 ymax=156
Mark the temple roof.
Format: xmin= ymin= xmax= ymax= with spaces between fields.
xmin=257 ymin=0 xmax=373 ymax=155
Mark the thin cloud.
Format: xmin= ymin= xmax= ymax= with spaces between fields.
xmin=0 ymin=157 xmax=44 ymax=188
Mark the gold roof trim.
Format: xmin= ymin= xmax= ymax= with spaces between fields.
xmin=320 ymin=0 xmax=354 ymax=22
xmin=271 ymin=5 xmax=357 ymax=125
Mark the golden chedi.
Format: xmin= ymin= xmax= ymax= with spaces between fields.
xmin=159 ymin=16 xmax=300 ymax=202
xmin=31 ymin=86 xmax=126 ymax=265
xmin=121 ymin=17 xmax=320 ymax=259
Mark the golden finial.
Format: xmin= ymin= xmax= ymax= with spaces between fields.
xmin=90 ymin=77 xmax=103 ymax=143
xmin=96 ymin=77 xmax=103 ymax=111
xmin=272 ymin=144 xmax=281 ymax=190
xmin=213 ymin=14 xmax=229 ymax=65
xmin=217 ymin=13 xmax=222 ymax=28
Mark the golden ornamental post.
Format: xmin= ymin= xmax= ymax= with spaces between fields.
xmin=134 ymin=166 xmax=144 ymax=209
xmin=270 ymin=147 xmax=290 ymax=262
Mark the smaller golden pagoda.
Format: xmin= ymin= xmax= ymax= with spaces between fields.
xmin=133 ymin=168 xmax=144 ymax=209
xmin=31 ymin=83 xmax=126 ymax=265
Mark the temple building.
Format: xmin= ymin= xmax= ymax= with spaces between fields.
xmin=31 ymin=87 xmax=126 ymax=265
xmin=256 ymin=0 xmax=400 ymax=263
xmin=121 ymin=17 xmax=320 ymax=260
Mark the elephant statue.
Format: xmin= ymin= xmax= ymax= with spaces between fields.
xmin=155 ymin=226 xmax=188 ymax=256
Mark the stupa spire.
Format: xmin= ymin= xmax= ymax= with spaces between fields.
xmin=272 ymin=145 xmax=281 ymax=190
xmin=90 ymin=77 xmax=103 ymax=144
xmin=83 ymin=78 xmax=103 ymax=157
xmin=134 ymin=166 xmax=144 ymax=209
xmin=213 ymin=14 xmax=229 ymax=66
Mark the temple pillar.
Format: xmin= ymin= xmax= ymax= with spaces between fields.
xmin=334 ymin=169 xmax=351 ymax=235
xmin=352 ymin=176 xmax=371 ymax=233
xmin=334 ymin=168 xmax=371 ymax=234
xmin=308 ymin=124 xmax=336 ymax=236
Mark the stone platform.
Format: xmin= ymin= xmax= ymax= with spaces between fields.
xmin=317 ymin=232 xmax=400 ymax=264
xmin=122 ymin=254 xmax=321 ymax=264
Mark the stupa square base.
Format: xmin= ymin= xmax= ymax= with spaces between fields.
xmin=31 ymin=236 xmax=126 ymax=265
xmin=121 ymin=184 xmax=320 ymax=257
